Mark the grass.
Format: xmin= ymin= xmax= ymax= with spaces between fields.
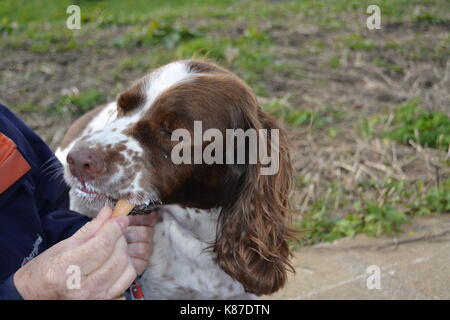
xmin=109 ymin=22 xmax=276 ymax=95
xmin=2 ymin=0 xmax=448 ymax=33
xmin=294 ymin=97 xmax=450 ymax=247
xmin=0 ymin=0 xmax=236 ymax=25
xmin=386 ymin=100 xmax=450 ymax=151
xmin=51 ymin=88 xmax=106 ymax=116
xmin=413 ymin=10 xmax=448 ymax=25
xmin=295 ymin=178 xmax=450 ymax=246
xmin=113 ymin=20 xmax=200 ymax=49
xmin=294 ymin=98 xmax=450 ymax=247
xmin=328 ymin=55 xmax=342 ymax=68
xmin=338 ymin=34 xmax=376 ymax=51
xmin=395 ymin=37 xmax=450 ymax=62
xmin=373 ymin=58 xmax=404 ymax=75
xmin=358 ymin=114 xmax=384 ymax=140
xmin=264 ymin=100 xmax=345 ymax=128
xmin=358 ymin=99 xmax=450 ymax=152
xmin=175 ymin=26 xmax=275 ymax=96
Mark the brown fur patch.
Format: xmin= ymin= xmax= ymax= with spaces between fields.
xmin=117 ymin=82 xmax=145 ymax=116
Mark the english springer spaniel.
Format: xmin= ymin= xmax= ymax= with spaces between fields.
xmin=56 ymin=60 xmax=294 ymax=299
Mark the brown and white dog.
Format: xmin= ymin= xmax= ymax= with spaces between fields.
xmin=56 ymin=60 xmax=294 ymax=299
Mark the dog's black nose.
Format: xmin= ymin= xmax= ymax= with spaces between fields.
xmin=67 ymin=148 xmax=104 ymax=182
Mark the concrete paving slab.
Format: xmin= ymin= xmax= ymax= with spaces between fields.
xmin=265 ymin=214 xmax=450 ymax=300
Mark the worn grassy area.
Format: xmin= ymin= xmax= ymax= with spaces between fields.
xmin=1 ymin=0 xmax=449 ymax=247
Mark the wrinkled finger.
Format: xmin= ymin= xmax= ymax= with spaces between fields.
xmin=63 ymin=216 xmax=129 ymax=274
xmin=128 ymin=242 xmax=151 ymax=261
xmin=125 ymin=226 xmax=154 ymax=244
xmin=130 ymin=256 xmax=149 ymax=276
xmin=70 ymin=206 xmax=113 ymax=243
xmin=128 ymin=212 xmax=158 ymax=227
xmin=83 ymin=235 xmax=130 ymax=296
xmin=128 ymin=242 xmax=152 ymax=275
xmin=105 ymin=262 xmax=137 ymax=299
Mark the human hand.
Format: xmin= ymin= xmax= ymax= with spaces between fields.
xmin=14 ymin=206 xmax=136 ymax=299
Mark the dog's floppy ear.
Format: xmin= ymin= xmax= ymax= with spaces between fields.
xmin=117 ymin=82 xmax=145 ymax=116
xmin=214 ymin=103 xmax=295 ymax=295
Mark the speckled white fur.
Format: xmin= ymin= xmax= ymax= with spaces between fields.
xmin=141 ymin=205 xmax=256 ymax=299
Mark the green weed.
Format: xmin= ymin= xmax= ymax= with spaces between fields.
xmin=358 ymin=115 xmax=383 ymax=140
xmin=339 ymin=34 xmax=375 ymax=51
xmin=51 ymin=89 xmax=106 ymax=115
xmin=114 ymin=20 xmax=200 ymax=49
xmin=413 ymin=11 xmax=447 ymax=25
xmin=328 ymin=55 xmax=341 ymax=68
xmin=265 ymin=101 xmax=345 ymax=128
xmin=386 ymin=99 xmax=450 ymax=151
xmin=373 ymin=58 xmax=404 ymax=75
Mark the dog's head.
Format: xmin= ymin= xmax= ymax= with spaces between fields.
xmin=63 ymin=60 xmax=294 ymax=295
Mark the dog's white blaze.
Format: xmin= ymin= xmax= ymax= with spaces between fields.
xmin=142 ymin=61 xmax=193 ymax=112
xmin=85 ymin=113 xmax=144 ymax=154
xmin=86 ymin=102 xmax=118 ymax=133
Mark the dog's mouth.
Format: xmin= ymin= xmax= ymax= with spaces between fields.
xmin=74 ymin=183 xmax=161 ymax=215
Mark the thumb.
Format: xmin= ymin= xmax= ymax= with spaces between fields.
xmin=71 ymin=206 xmax=113 ymax=242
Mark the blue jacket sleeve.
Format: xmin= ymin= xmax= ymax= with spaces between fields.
xmin=0 ymin=104 xmax=91 ymax=245
xmin=0 ymin=274 xmax=23 ymax=300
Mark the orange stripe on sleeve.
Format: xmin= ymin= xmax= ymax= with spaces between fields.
xmin=0 ymin=133 xmax=31 ymax=194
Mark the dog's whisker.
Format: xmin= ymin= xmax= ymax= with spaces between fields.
xmin=48 ymin=167 xmax=65 ymax=183
xmin=43 ymin=164 xmax=63 ymax=178
xmin=41 ymin=159 xmax=63 ymax=176
xmin=40 ymin=155 xmax=58 ymax=169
